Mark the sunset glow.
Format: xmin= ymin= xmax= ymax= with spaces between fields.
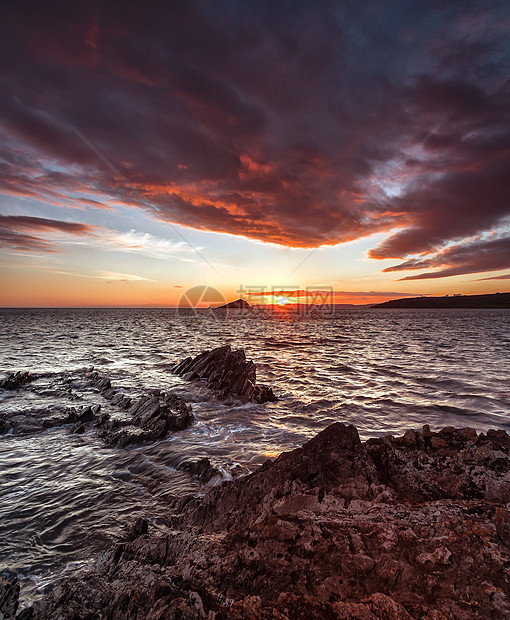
xmin=1 ymin=1 xmax=509 ymax=306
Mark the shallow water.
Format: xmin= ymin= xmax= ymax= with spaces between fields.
xmin=1 ymin=307 xmax=509 ymax=603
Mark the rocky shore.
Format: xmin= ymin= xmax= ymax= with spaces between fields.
xmin=0 ymin=370 xmax=193 ymax=446
xmin=171 ymin=345 xmax=277 ymax=404
xmin=0 ymin=345 xmax=276 ymax=442
xmin=3 ymin=421 xmax=509 ymax=619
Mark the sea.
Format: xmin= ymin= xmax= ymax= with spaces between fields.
xmin=1 ymin=307 xmax=509 ymax=605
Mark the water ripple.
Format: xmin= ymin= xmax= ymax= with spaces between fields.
xmin=0 ymin=307 xmax=509 ymax=602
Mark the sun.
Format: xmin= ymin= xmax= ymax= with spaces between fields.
xmin=276 ymin=296 xmax=290 ymax=306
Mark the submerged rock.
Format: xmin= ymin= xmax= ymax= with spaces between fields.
xmin=25 ymin=422 xmax=510 ymax=619
xmin=177 ymin=457 xmax=223 ymax=484
xmin=172 ymin=345 xmax=277 ymax=403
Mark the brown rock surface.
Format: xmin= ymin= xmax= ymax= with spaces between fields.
xmin=18 ymin=421 xmax=510 ymax=619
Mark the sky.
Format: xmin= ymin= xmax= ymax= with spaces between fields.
xmin=1 ymin=0 xmax=509 ymax=307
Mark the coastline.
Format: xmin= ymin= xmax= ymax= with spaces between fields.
xmin=1 ymin=341 xmax=509 ymax=619
xmin=3 ymin=421 xmax=510 ymax=619
xmin=371 ymin=292 xmax=510 ymax=309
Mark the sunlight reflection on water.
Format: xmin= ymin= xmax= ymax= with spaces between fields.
xmin=0 ymin=307 xmax=509 ymax=602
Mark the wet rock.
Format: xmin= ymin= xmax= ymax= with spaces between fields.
xmin=0 ymin=370 xmax=193 ymax=448
xmin=125 ymin=517 xmax=149 ymax=541
xmin=178 ymin=457 xmax=223 ymax=484
xmin=27 ymin=422 xmax=510 ymax=619
xmin=83 ymin=371 xmax=194 ymax=446
xmin=0 ymin=570 xmax=20 ymax=619
xmin=172 ymin=345 xmax=277 ymax=403
xmin=0 ymin=371 xmax=32 ymax=390
xmin=98 ymin=392 xmax=193 ymax=447
xmin=0 ymin=405 xmax=95 ymax=437
xmin=78 ymin=405 xmax=94 ymax=422
xmin=183 ymin=371 xmax=200 ymax=381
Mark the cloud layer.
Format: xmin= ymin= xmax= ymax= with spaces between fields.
xmin=0 ymin=215 xmax=97 ymax=252
xmin=1 ymin=0 xmax=509 ymax=278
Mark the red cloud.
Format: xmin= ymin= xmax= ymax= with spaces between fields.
xmin=0 ymin=0 xmax=508 ymax=274
xmin=0 ymin=215 xmax=97 ymax=234
xmin=0 ymin=229 xmax=57 ymax=253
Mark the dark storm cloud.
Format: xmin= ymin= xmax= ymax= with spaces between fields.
xmin=385 ymin=236 xmax=510 ymax=280
xmin=0 ymin=214 xmax=97 ymax=234
xmin=1 ymin=0 xmax=509 ymax=274
xmin=0 ymin=214 xmax=98 ymax=252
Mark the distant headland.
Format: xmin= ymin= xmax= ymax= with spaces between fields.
xmin=372 ymin=291 xmax=510 ymax=309
xmin=215 ymin=298 xmax=251 ymax=309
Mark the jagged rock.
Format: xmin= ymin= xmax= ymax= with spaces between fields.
xmin=0 ymin=371 xmax=32 ymax=390
xmin=172 ymin=345 xmax=277 ymax=403
xmin=0 ymin=370 xmax=193 ymax=447
xmin=85 ymin=371 xmax=194 ymax=447
xmin=0 ymin=571 xmax=20 ymax=619
xmin=27 ymin=422 xmax=510 ymax=619
xmin=177 ymin=457 xmax=222 ymax=484
xmin=125 ymin=517 xmax=149 ymax=542
xmin=99 ymin=393 xmax=192 ymax=447
xmin=0 ymin=404 xmax=96 ymax=437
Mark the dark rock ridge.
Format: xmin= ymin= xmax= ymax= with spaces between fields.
xmin=0 ymin=402 xmax=101 ymax=436
xmin=0 ymin=370 xmax=193 ymax=446
xmin=0 ymin=371 xmax=33 ymax=390
xmin=215 ymin=298 xmax=251 ymax=310
xmin=16 ymin=422 xmax=510 ymax=619
xmin=177 ymin=457 xmax=224 ymax=484
xmin=171 ymin=345 xmax=277 ymax=403
xmin=76 ymin=370 xmax=193 ymax=446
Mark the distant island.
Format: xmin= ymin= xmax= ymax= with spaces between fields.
xmin=215 ymin=298 xmax=251 ymax=309
xmin=372 ymin=291 xmax=510 ymax=309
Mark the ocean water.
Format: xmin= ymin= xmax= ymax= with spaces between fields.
xmin=1 ymin=307 xmax=509 ymax=603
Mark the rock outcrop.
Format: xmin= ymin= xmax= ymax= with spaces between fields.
xmin=0 ymin=571 xmax=20 ymax=619
xmin=215 ymin=299 xmax=251 ymax=310
xmin=78 ymin=370 xmax=194 ymax=446
xmin=171 ymin=345 xmax=277 ymax=403
xmin=0 ymin=371 xmax=32 ymax=390
xmin=0 ymin=403 xmax=101 ymax=436
xmin=0 ymin=370 xmax=193 ymax=446
xmin=20 ymin=422 xmax=510 ymax=619
xmin=177 ymin=457 xmax=224 ymax=484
